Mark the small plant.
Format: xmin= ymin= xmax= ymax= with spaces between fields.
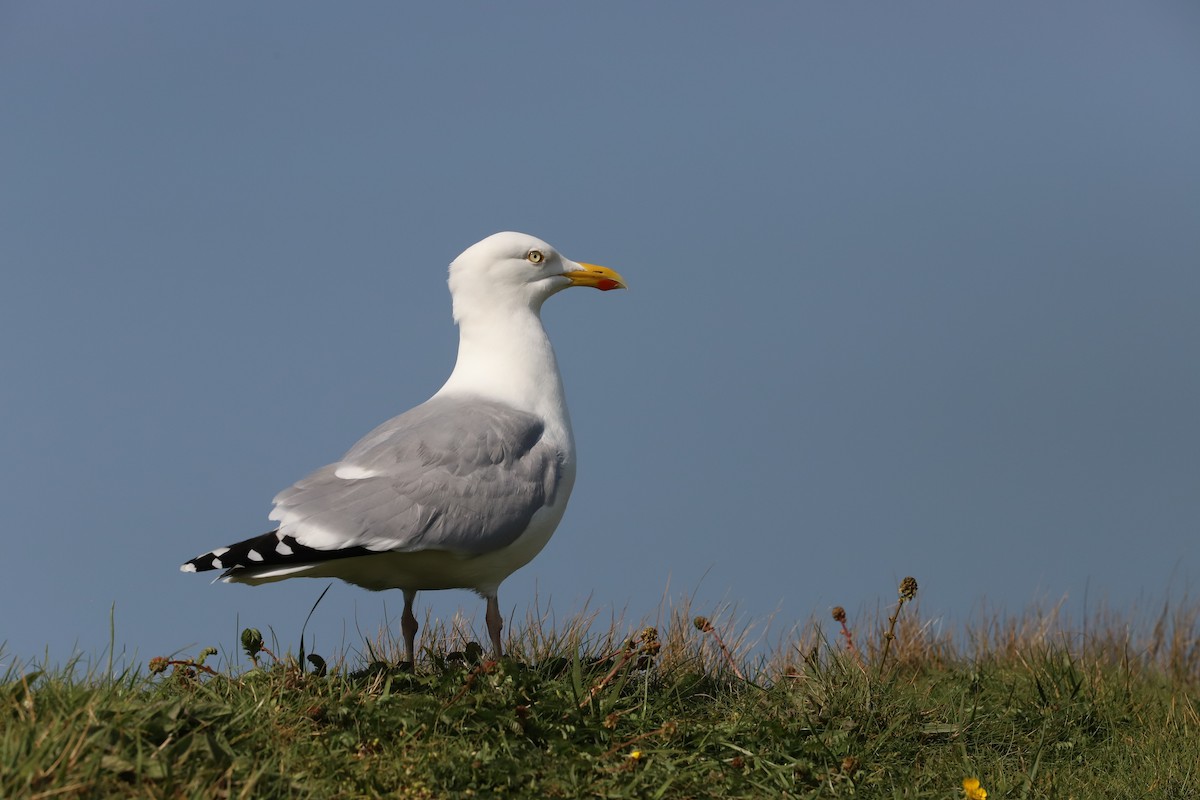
xmin=240 ymin=627 xmax=279 ymax=667
xmin=693 ymin=615 xmax=746 ymax=680
xmin=879 ymin=575 xmax=919 ymax=672
xmin=146 ymin=646 xmax=219 ymax=679
xmin=582 ymin=626 xmax=662 ymax=706
xmin=148 ymin=624 xmax=329 ymax=685
xmin=831 ymin=605 xmax=865 ymax=669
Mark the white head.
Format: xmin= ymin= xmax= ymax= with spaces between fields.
xmin=447 ymin=232 xmax=625 ymax=323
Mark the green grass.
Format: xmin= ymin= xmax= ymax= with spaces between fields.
xmin=3 ymin=585 xmax=1198 ymax=799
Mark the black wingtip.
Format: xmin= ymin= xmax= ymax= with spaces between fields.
xmin=181 ymin=529 xmax=376 ymax=576
xmin=181 ymin=529 xmax=283 ymax=574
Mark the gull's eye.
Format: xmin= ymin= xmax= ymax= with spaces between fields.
xmin=526 ymin=249 xmax=545 ymax=264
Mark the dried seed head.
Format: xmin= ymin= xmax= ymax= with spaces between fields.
xmin=899 ymin=576 xmax=918 ymax=600
xmin=148 ymin=656 xmax=168 ymax=675
xmin=831 ymin=606 xmax=847 ymax=623
xmin=693 ymin=616 xmax=714 ymax=633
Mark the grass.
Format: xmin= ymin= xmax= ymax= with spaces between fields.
xmin=3 ymin=580 xmax=1199 ymax=799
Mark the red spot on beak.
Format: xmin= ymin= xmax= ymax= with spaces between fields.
xmin=596 ymin=278 xmax=621 ymax=291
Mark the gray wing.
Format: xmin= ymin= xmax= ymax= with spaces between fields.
xmin=269 ymin=395 xmax=564 ymax=556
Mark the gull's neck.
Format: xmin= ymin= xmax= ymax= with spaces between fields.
xmin=434 ymin=305 xmax=575 ymax=447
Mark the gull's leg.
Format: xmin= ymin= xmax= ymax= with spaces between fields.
xmin=401 ymin=589 xmax=419 ymax=665
xmin=485 ymin=594 xmax=504 ymax=658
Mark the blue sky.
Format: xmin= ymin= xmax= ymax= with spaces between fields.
xmin=2 ymin=2 xmax=1198 ymax=669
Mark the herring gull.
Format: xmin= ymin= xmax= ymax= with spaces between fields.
xmin=181 ymin=232 xmax=626 ymax=662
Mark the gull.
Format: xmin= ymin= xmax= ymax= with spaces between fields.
xmin=182 ymin=232 xmax=625 ymax=662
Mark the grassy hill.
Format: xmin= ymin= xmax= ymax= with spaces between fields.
xmin=4 ymin=580 xmax=1198 ymax=798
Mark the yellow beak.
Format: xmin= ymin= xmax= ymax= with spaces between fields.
xmin=563 ymin=263 xmax=627 ymax=291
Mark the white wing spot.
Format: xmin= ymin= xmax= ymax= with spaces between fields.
xmin=180 ymin=563 xmax=197 ymax=573
xmin=276 ymin=541 xmax=294 ymax=556
xmin=211 ymin=547 xmax=230 ymax=557
xmin=334 ymin=464 xmax=377 ymax=480
xmin=211 ymin=558 xmax=223 ymax=569
xmin=248 ymin=549 xmax=263 ymax=562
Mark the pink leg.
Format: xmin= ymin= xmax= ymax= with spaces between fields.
xmin=401 ymin=589 xmax=418 ymax=665
xmin=485 ymin=594 xmax=504 ymax=657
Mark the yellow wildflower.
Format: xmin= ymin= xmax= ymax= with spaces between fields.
xmin=629 ymin=749 xmax=643 ymax=761
xmin=963 ymin=777 xmax=988 ymax=800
